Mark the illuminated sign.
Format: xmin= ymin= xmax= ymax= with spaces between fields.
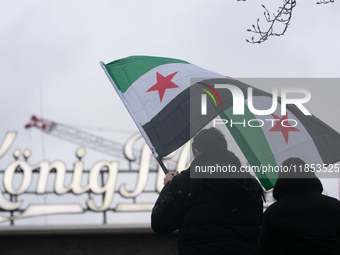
xmin=0 ymin=132 xmax=191 ymax=224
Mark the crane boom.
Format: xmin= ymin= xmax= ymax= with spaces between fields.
xmin=25 ymin=115 xmax=139 ymax=160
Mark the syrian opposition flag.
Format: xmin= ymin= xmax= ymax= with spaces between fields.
xmin=100 ymin=56 xmax=225 ymax=158
xmin=101 ymin=56 xmax=340 ymax=190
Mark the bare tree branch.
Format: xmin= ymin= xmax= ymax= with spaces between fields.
xmin=316 ymin=0 xmax=334 ymax=4
xmin=245 ymin=0 xmax=335 ymax=44
xmin=246 ymin=0 xmax=296 ymax=44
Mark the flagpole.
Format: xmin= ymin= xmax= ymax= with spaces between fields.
xmin=155 ymin=156 xmax=169 ymax=175
xmin=100 ymin=61 xmax=169 ymax=174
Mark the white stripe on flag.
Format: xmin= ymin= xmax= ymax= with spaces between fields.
xmin=123 ymin=63 xmax=225 ymax=125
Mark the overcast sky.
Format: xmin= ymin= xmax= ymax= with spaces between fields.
xmin=0 ymin=0 xmax=340 ymax=225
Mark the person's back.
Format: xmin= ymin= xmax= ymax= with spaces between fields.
xmin=259 ymin=158 xmax=340 ymax=255
xmin=175 ymin=171 xmax=263 ymax=254
xmin=151 ymin=127 xmax=264 ymax=254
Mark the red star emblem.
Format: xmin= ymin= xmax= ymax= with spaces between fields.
xmin=269 ymin=114 xmax=300 ymax=144
xmin=146 ymin=72 xmax=179 ymax=102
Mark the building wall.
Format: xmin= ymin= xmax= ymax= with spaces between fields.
xmin=0 ymin=227 xmax=178 ymax=255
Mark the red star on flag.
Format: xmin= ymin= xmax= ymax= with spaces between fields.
xmin=269 ymin=114 xmax=300 ymax=144
xmin=146 ymin=72 xmax=179 ymax=102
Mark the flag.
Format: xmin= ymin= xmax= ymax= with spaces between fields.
xmin=101 ymin=56 xmax=225 ymax=158
xmin=101 ymin=56 xmax=340 ymax=190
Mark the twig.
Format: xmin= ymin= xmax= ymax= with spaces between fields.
xmin=246 ymin=0 xmax=296 ymax=44
xmin=316 ymin=0 xmax=334 ymax=4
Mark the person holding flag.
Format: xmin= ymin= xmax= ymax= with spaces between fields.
xmin=151 ymin=127 xmax=264 ymax=255
xmin=100 ymin=55 xmax=340 ymax=253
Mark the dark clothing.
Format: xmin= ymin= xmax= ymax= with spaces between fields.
xmin=260 ymin=177 xmax=340 ymax=255
xmin=151 ymin=150 xmax=264 ymax=255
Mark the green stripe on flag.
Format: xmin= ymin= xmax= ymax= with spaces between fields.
xmin=104 ymin=56 xmax=189 ymax=93
xmin=220 ymin=105 xmax=278 ymax=190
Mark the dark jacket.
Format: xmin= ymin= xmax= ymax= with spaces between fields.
xmin=151 ymin=150 xmax=264 ymax=255
xmin=259 ymin=177 xmax=340 ymax=255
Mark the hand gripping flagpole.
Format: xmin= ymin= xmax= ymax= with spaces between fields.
xmin=100 ymin=61 xmax=169 ymax=175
